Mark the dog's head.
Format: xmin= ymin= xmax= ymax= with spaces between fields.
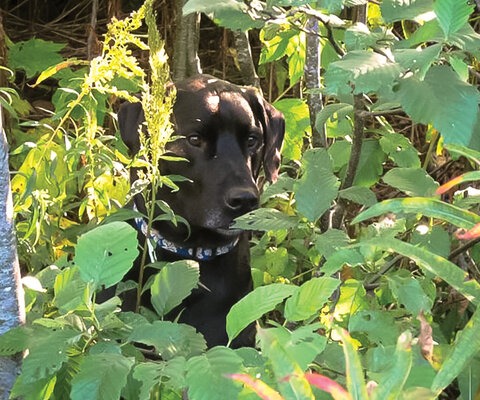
xmin=118 ymin=74 xmax=285 ymax=245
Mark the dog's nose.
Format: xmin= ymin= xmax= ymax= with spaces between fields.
xmin=226 ymin=188 xmax=259 ymax=214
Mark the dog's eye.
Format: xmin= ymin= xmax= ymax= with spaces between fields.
xmin=187 ymin=134 xmax=202 ymax=147
xmin=247 ymin=134 xmax=259 ymax=149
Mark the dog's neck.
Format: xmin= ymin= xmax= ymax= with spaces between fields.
xmin=134 ymin=213 xmax=240 ymax=262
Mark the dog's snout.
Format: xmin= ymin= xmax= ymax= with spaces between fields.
xmin=226 ymin=188 xmax=259 ymax=214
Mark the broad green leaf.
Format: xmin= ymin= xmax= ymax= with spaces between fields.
xmin=381 ymin=0 xmax=433 ymax=23
xmin=74 ymin=221 xmax=139 ymax=289
xmin=335 ymin=328 xmax=369 ymax=400
xmin=449 ymin=55 xmax=469 ymax=82
xmin=411 ymin=225 xmax=451 ymax=258
xmin=0 ymin=326 xmax=32 ymax=355
xmin=285 ymin=277 xmax=340 ymax=321
xmin=150 ymin=260 xmax=199 ymax=317
xmin=315 ymin=228 xmax=350 ymax=258
xmin=344 ymin=23 xmax=396 ymax=51
xmin=434 ymin=0 xmax=474 ymax=39
xmin=353 ymin=139 xmax=386 ymax=187
xmin=431 ymin=305 xmax=480 ymax=394
xmin=53 ymin=266 xmax=89 ymax=313
xmin=11 ymin=375 xmax=57 ymax=400
xmin=274 ymin=98 xmax=311 ymax=161
xmin=128 ymin=321 xmax=206 ymax=360
xmin=339 ymin=186 xmax=377 ymax=207
xmin=294 ymin=148 xmax=340 ymax=222
xmin=287 ymin=32 xmax=306 ymax=84
xmin=186 ymin=347 xmax=243 ymax=400
xmin=383 ymin=167 xmax=439 ymax=197
xmin=372 ymin=331 xmax=413 ymax=400
xmin=315 ymin=103 xmax=353 ymax=133
xmin=457 ymin=355 xmax=480 ymax=400
xmin=386 ymin=271 xmax=434 ymax=315
xmin=349 ymin=310 xmax=399 ymax=346
xmin=325 ymin=50 xmax=402 ymax=95
xmin=396 ymin=66 xmax=480 ymax=147
xmin=258 ymin=328 xmax=315 ymax=400
xmin=70 ymin=353 xmax=134 ymax=400
xmin=322 ymin=249 xmax=365 ymax=277
xmin=226 ymin=283 xmax=297 ymax=343
xmin=7 ymin=38 xmax=65 ymax=78
xmin=233 ymin=208 xmax=299 ymax=231
xmin=22 ymin=328 xmax=81 ymax=383
xmin=393 ymin=44 xmax=442 ymax=80
xmin=352 ymin=197 xmax=480 ymax=228
xmin=334 ymin=279 xmax=369 ymax=319
xmin=359 ymin=237 xmax=480 ymax=304
xmin=379 ymin=132 xmax=420 ymax=168
xmin=445 ymin=143 xmax=480 ymax=164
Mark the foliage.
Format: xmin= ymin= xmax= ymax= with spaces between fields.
xmin=1 ymin=0 xmax=480 ymax=399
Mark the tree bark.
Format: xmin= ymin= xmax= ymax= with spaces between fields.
xmin=172 ymin=0 xmax=202 ymax=81
xmin=232 ymin=30 xmax=260 ymax=88
xmin=304 ymin=16 xmax=326 ymax=148
xmin=0 ymin=105 xmax=25 ymax=399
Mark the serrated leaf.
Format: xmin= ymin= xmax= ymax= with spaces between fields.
xmin=74 ymin=221 xmax=139 ymax=289
xmin=10 ymin=375 xmax=57 ymax=400
xmin=70 ymin=353 xmax=134 ymax=400
xmin=383 ymin=167 xmax=439 ymax=196
xmin=284 ymin=277 xmax=340 ymax=322
xmin=53 ymin=266 xmax=89 ymax=313
xmin=353 ymin=139 xmax=386 ymax=187
xmin=150 ymin=260 xmax=199 ymax=317
xmin=349 ymin=310 xmax=399 ymax=346
xmin=186 ymin=347 xmax=243 ymax=400
xmin=352 ymin=197 xmax=480 ymax=228
xmin=7 ymin=38 xmax=65 ymax=78
xmin=431 ymin=305 xmax=480 ymax=394
xmin=379 ymin=132 xmax=420 ymax=168
xmin=22 ymin=328 xmax=81 ymax=383
xmin=226 ymin=284 xmax=297 ymax=343
xmin=344 ymin=23 xmax=395 ymax=51
xmin=233 ymin=208 xmax=299 ymax=231
xmin=381 ymin=0 xmax=434 ymax=23
xmin=325 ymin=50 xmax=402 ymax=95
xmin=0 ymin=326 xmax=32 ymax=355
xmin=396 ymin=66 xmax=480 ymax=147
xmin=294 ymin=148 xmax=340 ymax=222
xmin=386 ymin=271 xmax=434 ymax=315
xmin=434 ymin=0 xmax=474 ymax=39
xmin=339 ymin=186 xmax=377 ymax=207
xmin=315 ymin=229 xmax=351 ymax=258
xmin=128 ymin=320 xmax=206 ymax=360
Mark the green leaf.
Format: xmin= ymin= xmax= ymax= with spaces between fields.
xmin=396 ymin=66 xmax=480 ymax=147
xmin=70 ymin=353 xmax=134 ymax=400
xmin=284 ymin=277 xmax=340 ymax=322
xmin=315 ymin=228 xmax=351 ymax=258
xmin=381 ymin=0 xmax=434 ymax=23
xmin=349 ymin=310 xmax=399 ymax=346
xmin=344 ymin=23 xmax=396 ymax=51
xmin=386 ymin=271 xmax=434 ymax=315
xmin=74 ymin=221 xmax=139 ymax=289
xmin=359 ymin=237 xmax=480 ymax=304
xmin=7 ymin=38 xmax=65 ymax=78
xmin=258 ymin=328 xmax=315 ymax=400
xmin=325 ymin=50 xmax=402 ymax=95
xmin=353 ymin=139 xmax=386 ymax=187
xmin=294 ymin=148 xmax=340 ymax=222
xmin=0 ymin=326 xmax=32 ymax=355
xmin=379 ymin=132 xmax=420 ymax=168
xmin=315 ymin=103 xmax=353 ymax=133
xmin=129 ymin=321 xmax=206 ymax=360
xmin=233 ymin=208 xmax=299 ymax=231
xmin=11 ymin=375 xmax=57 ymax=400
xmin=383 ymin=167 xmax=439 ymax=197
xmin=186 ymin=347 xmax=243 ymax=400
xmin=322 ymin=249 xmax=365 ymax=276
xmin=339 ymin=186 xmax=377 ymax=207
xmin=393 ymin=44 xmax=442 ymax=80
xmin=352 ymin=197 xmax=480 ymax=228
xmin=53 ymin=266 xmax=89 ymax=313
xmin=434 ymin=0 xmax=474 ymax=39
xmin=431 ymin=305 xmax=480 ymax=394
xmin=150 ymin=260 xmax=199 ymax=317
xmin=274 ymin=99 xmax=311 ymax=161
xmin=335 ymin=328 xmax=369 ymax=400
xmin=226 ymin=284 xmax=297 ymax=343
xmin=22 ymin=328 xmax=81 ymax=383
xmin=372 ymin=331 xmax=413 ymax=400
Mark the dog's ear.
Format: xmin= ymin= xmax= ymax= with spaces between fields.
xmin=260 ymin=100 xmax=285 ymax=183
xmin=117 ymin=102 xmax=144 ymax=155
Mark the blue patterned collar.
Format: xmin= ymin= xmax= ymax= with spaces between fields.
xmin=134 ymin=214 xmax=239 ymax=262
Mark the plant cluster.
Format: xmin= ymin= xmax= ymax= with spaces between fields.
xmin=1 ymin=0 xmax=480 ymax=399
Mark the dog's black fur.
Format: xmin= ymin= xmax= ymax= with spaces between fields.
xmin=116 ymin=75 xmax=284 ymax=347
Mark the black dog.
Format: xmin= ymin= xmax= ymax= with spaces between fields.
xmin=117 ymin=75 xmax=284 ymax=347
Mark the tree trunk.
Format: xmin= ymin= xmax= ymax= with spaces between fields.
xmin=232 ymin=30 xmax=260 ymax=88
xmin=0 ymin=105 xmax=25 ymax=399
xmin=172 ymin=0 xmax=202 ymax=81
